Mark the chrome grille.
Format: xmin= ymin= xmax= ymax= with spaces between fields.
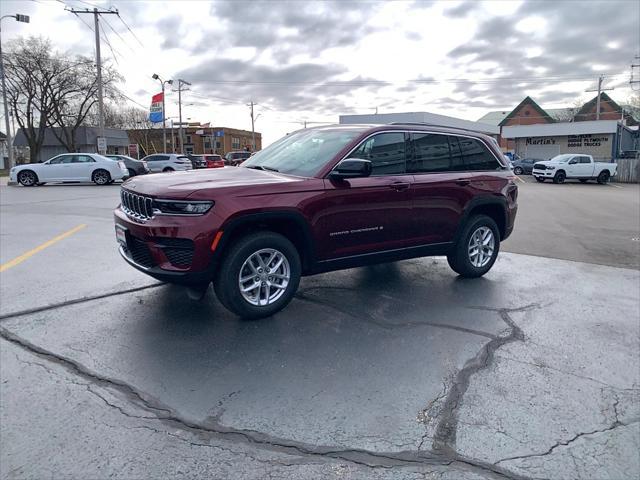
xmin=121 ymin=189 xmax=154 ymax=220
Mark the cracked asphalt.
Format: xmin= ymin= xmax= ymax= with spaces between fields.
xmin=1 ymin=180 xmax=639 ymax=479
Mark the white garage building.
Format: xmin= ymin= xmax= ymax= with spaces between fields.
xmin=502 ymin=120 xmax=632 ymax=161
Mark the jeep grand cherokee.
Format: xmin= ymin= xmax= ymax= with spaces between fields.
xmin=114 ymin=124 xmax=518 ymax=318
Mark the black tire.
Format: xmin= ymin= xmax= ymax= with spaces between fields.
xmin=163 ymin=167 xmax=174 ymax=172
xmin=579 ymin=179 xmax=588 ymax=183
xmin=597 ymin=170 xmax=610 ymax=184
xmin=92 ymin=169 xmax=111 ymax=185
xmin=553 ymin=171 xmax=566 ymax=184
xmin=127 ymin=168 xmax=136 ymax=178
xmin=513 ymin=166 xmax=523 ymax=175
xmin=18 ymin=170 xmax=38 ymax=187
xmin=535 ymin=176 xmax=545 ymax=183
xmin=214 ymin=232 xmax=301 ymax=319
xmin=447 ymin=215 xmax=500 ymax=278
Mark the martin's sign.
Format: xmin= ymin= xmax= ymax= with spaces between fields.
xmin=526 ymin=137 xmax=556 ymax=145
xmin=149 ymin=92 xmax=163 ymax=123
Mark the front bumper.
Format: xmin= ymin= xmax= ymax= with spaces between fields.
xmin=532 ymin=169 xmax=555 ymax=177
xmin=114 ymin=206 xmax=224 ymax=284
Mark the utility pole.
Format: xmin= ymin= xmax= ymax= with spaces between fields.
xmin=631 ymin=55 xmax=640 ymax=91
xmin=1 ymin=13 xmax=30 ymax=169
xmin=67 ymin=7 xmax=118 ymax=154
xmin=176 ymin=79 xmax=191 ymax=154
xmin=248 ymin=101 xmax=256 ymax=151
xmin=585 ymin=75 xmax=614 ymax=120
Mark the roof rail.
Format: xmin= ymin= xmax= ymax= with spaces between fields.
xmin=387 ymin=122 xmax=492 ymax=134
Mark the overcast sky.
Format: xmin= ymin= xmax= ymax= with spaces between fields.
xmin=1 ymin=0 xmax=639 ymax=145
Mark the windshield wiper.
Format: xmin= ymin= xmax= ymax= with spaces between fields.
xmin=246 ymin=165 xmax=279 ymax=172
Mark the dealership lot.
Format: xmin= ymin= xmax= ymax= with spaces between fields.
xmin=1 ymin=178 xmax=639 ymax=479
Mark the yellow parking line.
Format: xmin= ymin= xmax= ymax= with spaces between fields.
xmin=0 ymin=224 xmax=87 ymax=273
xmin=515 ymin=175 xmax=526 ymax=184
xmin=608 ymin=183 xmax=623 ymax=189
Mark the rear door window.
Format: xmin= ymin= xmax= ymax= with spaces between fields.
xmin=348 ymin=132 xmax=406 ymax=175
xmin=408 ymin=133 xmax=451 ymax=173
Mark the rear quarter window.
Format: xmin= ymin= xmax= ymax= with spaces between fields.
xmin=450 ymin=136 xmax=501 ymax=171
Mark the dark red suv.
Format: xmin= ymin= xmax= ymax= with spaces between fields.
xmin=114 ymin=124 xmax=518 ymax=318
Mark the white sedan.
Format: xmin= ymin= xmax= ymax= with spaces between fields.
xmin=10 ymin=153 xmax=128 ymax=186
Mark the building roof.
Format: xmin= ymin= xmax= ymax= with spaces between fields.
xmin=477 ymin=111 xmax=510 ymax=125
xmin=502 ymin=120 xmax=620 ymax=139
xmin=498 ymin=96 xmax=554 ymax=127
xmin=339 ymin=111 xmax=499 ymax=135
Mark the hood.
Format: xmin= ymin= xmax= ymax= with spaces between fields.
xmin=122 ymin=166 xmax=303 ymax=198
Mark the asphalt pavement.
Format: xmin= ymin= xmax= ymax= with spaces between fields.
xmin=1 ymin=178 xmax=639 ymax=479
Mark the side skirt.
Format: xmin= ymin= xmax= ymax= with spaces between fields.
xmin=307 ymin=242 xmax=453 ymax=275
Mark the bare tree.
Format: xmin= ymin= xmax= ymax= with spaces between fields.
xmin=47 ymin=59 xmax=123 ymax=152
xmin=105 ymin=105 xmax=158 ymax=155
xmin=553 ymin=99 xmax=584 ymax=122
xmin=3 ymin=37 xmax=68 ymax=162
xmin=4 ymin=36 xmax=125 ymax=160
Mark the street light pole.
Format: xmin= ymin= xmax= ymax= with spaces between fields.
xmin=1 ymin=13 xmax=30 ymax=170
xmin=152 ymin=74 xmax=173 ymax=153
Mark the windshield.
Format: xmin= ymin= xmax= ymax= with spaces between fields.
xmin=241 ymin=128 xmax=365 ymax=177
xmin=550 ymin=154 xmax=573 ymax=163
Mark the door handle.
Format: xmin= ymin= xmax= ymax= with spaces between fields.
xmin=455 ymin=179 xmax=471 ymax=186
xmin=389 ymin=182 xmax=410 ymax=191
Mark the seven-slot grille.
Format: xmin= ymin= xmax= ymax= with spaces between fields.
xmin=121 ymin=189 xmax=154 ymax=220
xmin=533 ymin=163 xmax=546 ymax=170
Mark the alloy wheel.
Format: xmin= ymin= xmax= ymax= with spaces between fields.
xmin=19 ymin=171 xmax=36 ymax=186
xmin=467 ymin=226 xmax=495 ymax=268
xmin=238 ymin=248 xmax=290 ymax=306
xmin=94 ymin=171 xmax=109 ymax=185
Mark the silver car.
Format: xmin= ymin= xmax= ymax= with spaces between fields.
xmin=141 ymin=154 xmax=193 ymax=173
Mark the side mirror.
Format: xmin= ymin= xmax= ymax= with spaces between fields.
xmin=569 ymin=159 xmax=578 ymax=165
xmin=329 ymin=158 xmax=372 ymax=179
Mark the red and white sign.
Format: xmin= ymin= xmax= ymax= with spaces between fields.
xmin=149 ymin=92 xmax=163 ymax=123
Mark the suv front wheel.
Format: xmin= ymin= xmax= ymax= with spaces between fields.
xmin=447 ymin=215 xmax=500 ymax=278
xmin=214 ymin=232 xmax=301 ymax=318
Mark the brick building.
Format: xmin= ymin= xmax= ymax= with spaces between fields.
xmin=479 ymin=94 xmax=638 ymax=152
xmin=127 ymin=125 xmax=261 ymax=158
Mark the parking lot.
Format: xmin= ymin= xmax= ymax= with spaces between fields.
xmin=1 ymin=176 xmax=639 ymax=479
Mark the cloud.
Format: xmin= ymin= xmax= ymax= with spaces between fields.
xmin=444 ymin=0 xmax=639 ymax=108
xmin=443 ymin=0 xmax=480 ymax=18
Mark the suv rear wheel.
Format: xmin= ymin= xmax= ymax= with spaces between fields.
xmin=214 ymin=232 xmax=301 ymax=318
xmin=447 ymin=215 xmax=500 ymax=278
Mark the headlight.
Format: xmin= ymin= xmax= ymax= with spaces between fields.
xmin=547 ymin=166 xmax=555 ymax=170
xmin=153 ymin=199 xmax=213 ymax=215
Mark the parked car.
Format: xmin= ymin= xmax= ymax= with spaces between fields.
xmin=511 ymin=157 xmax=541 ymax=175
xmin=203 ymin=154 xmax=225 ymax=168
xmin=107 ymin=154 xmax=150 ymax=177
xmin=224 ymin=151 xmax=252 ymax=166
xmin=141 ymin=154 xmax=193 ymax=173
xmin=115 ymin=124 xmax=517 ymax=318
xmin=532 ymin=154 xmax=617 ymax=184
xmin=186 ymin=154 xmax=207 ymax=169
xmin=11 ymin=153 xmax=128 ymax=186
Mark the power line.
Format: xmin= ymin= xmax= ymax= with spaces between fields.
xmin=117 ymin=14 xmax=144 ymax=48
xmin=101 ymin=16 xmax=137 ymax=55
xmin=180 ymin=72 xmax=626 ymax=88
